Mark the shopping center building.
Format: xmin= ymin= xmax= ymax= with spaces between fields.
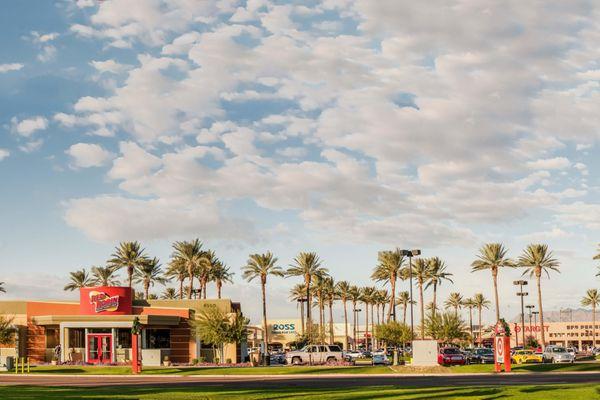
xmin=0 ymin=286 xmax=244 ymax=365
xmin=509 ymin=321 xmax=600 ymax=350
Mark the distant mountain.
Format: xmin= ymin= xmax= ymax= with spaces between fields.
xmin=510 ymin=308 xmax=596 ymax=323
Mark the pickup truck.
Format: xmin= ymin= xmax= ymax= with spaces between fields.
xmin=285 ymin=344 xmax=344 ymax=365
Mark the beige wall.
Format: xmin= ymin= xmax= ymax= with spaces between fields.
xmin=510 ymin=321 xmax=600 ymax=349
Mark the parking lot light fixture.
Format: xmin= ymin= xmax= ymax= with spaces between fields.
xmin=400 ymin=249 xmax=421 ymax=341
xmin=514 ymin=280 xmax=528 ymax=347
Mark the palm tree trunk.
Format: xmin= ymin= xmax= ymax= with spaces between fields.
xmin=433 ymin=283 xmax=438 ymax=317
xmin=492 ymin=267 xmax=500 ymax=321
xmin=376 ymin=304 xmax=380 ymax=325
xmin=179 ymin=279 xmax=184 ymax=300
xmin=478 ymin=305 xmax=482 ymax=346
xmin=365 ymin=305 xmax=369 ymax=350
xmin=371 ymin=303 xmax=376 ymax=349
xmin=343 ymin=299 xmax=349 ymax=351
xmin=217 ymin=281 xmax=222 ymax=299
xmin=352 ymin=300 xmax=357 ymax=350
xmin=300 ymin=301 xmax=305 ymax=335
xmin=468 ymin=307 xmax=473 ymax=346
xmin=593 ymin=304 xmax=597 ymax=349
xmin=388 ymin=278 xmax=396 ymax=322
xmin=536 ymin=272 xmax=546 ymax=348
xmin=187 ymin=268 xmax=194 ymax=299
xmin=261 ymin=280 xmax=269 ymax=352
xmin=454 ymin=306 xmax=458 ymax=318
xmin=319 ymin=297 xmax=324 ymax=341
xmin=144 ymin=282 xmax=149 ymax=299
xmin=305 ymin=276 xmax=312 ymax=341
xmin=202 ymin=277 xmax=207 ymax=299
xmin=403 ymin=304 xmax=407 ymax=325
xmin=382 ymin=302 xmax=386 ymax=324
xmin=419 ymin=282 xmax=425 ymax=340
xmin=128 ymin=265 xmax=134 ymax=288
xmin=328 ymin=301 xmax=334 ymax=345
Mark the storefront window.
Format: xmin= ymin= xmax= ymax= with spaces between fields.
xmin=117 ymin=329 xmax=132 ymax=348
xmin=46 ymin=328 xmax=59 ymax=349
xmin=144 ymin=329 xmax=170 ymax=349
xmin=68 ymin=328 xmax=85 ymax=348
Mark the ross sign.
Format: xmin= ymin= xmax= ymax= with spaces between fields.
xmin=271 ymin=323 xmax=296 ymax=335
xmin=79 ymin=286 xmax=132 ymax=315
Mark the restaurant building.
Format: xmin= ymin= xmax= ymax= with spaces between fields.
xmin=0 ymin=286 xmax=244 ymax=365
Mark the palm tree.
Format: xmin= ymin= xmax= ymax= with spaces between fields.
xmin=161 ymin=287 xmax=178 ymax=299
xmin=289 ymin=283 xmax=307 ymax=334
xmin=211 ymin=261 xmax=234 ymax=299
xmin=198 ymin=250 xmax=218 ymax=299
xmin=471 ymin=243 xmax=515 ymax=321
xmin=348 ymin=285 xmax=361 ymax=349
xmin=463 ymin=298 xmax=476 ymax=345
xmin=444 ymin=292 xmax=464 ymax=317
xmin=313 ymin=275 xmax=328 ymax=340
xmin=378 ymin=290 xmax=390 ymax=324
xmin=425 ymin=257 xmax=453 ymax=316
xmin=396 ymin=291 xmax=412 ymax=325
xmin=108 ymin=241 xmax=149 ymax=288
xmin=165 ymin=259 xmax=187 ymax=299
xmin=91 ymin=266 xmax=120 ymax=286
xmin=472 ymin=293 xmax=491 ymax=346
xmin=170 ymin=239 xmax=203 ymax=299
xmin=361 ymin=286 xmax=376 ymax=349
xmin=324 ymin=277 xmax=335 ymax=344
xmin=0 ymin=282 xmax=5 ymax=294
xmin=412 ymin=258 xmax=429 ymax=340
xmin=335 ymin=281 xmax=351 ymax=350
xmin=134 ymin=257 xmax=168 ymax=299
xmin=582 ymin=289 xmax=600 ymax=349
xmin=518 ymin=244 xmax=559 ymax=348
xmin=64 ymin=269 xmax=92 ymax=291
xmin=287 ymin=252 xmax=328 ymax=341
xmin=242 ymin=252 xmax=284 ymax=351
xmin=372 ymin=249 xmax=405 ymax=322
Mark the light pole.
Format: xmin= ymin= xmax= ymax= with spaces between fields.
xmin=514 ymin=280 xmax=528 ymax=348
xmin=401 ymin=249 xmax=421 ymax=341
xmin=297 ymin=298 xmax=308 ymax=335
xmin=353 ymin=308 xmax=362 ymax=350
xmin=525 ymin=305 xmax=535 ymax=346
xmin=532 ymin=311 xmax=539 ymax=340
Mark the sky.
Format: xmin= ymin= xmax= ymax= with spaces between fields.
xmin=0 ymin=0 xmax=599 ymax=324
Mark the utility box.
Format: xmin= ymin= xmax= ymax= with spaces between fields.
xmin=411 ymin=340 xmax=438 ymax=366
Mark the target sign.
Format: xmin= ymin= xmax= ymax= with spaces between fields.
xmin=495 ymin=336 xmax=504 ymax=362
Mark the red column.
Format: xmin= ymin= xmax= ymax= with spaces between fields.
xmin=131 ymin=334 xmax=141 ymax=374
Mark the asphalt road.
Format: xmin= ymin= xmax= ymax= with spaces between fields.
xmin=2 ymin=373 xmax=600 ymax=388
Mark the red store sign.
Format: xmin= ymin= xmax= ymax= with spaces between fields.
xmin=515 ymin=325 xmax=549 ymax=333
xmin=79 ymin=286 xmax=132 ymax=315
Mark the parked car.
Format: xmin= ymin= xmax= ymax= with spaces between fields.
xmin=269 ymin=352 xmax=285 ymax=364
xmin=344 ymin=350 xmax=363 ymax=361
xmin=438 ymin=347 xmax=467 ymax=366
xmin=468 ymin=347 xmax=495 ymax=364
xmin=372 ymin=353 xmax=389 ymax=365
xmin=511 ymin=349 xmax=543 ymax=364
xmin=286 ymin=345 xmax=344 ymax=365
xmin=566 ymin=347 xmax=578 ymax=357
xmin=542 ymin=346 xmax=575 ymax=363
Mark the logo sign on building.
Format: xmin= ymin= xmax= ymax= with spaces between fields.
xmin=79 ymin=286 xmax=133 ymax=315
xmin=271 ymin=323 xmax=296 ymax=335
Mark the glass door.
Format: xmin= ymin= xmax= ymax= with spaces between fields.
xmin=87 ymin=334 xmax=112 ymax=364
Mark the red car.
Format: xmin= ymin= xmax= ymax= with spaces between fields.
xmin=438 ymin=347 xmax=467 ymax=366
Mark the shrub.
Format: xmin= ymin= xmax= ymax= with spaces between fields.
xmin=226 ymin=358 xmax=232 ymax=364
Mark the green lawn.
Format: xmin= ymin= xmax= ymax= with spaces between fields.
xmin=2 ymin=384 xmax=600 ymax=399
xmin=4 ymin=362 xmax=600 ymax=375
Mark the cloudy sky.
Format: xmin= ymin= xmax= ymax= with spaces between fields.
xmin=0 ymin=0 xmax=598 ymax=324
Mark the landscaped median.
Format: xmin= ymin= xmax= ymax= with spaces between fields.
xmin=2 ymin=362 xmax=600 ymax=375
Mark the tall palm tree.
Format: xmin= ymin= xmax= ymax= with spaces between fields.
xmin=313 ymin=275 xmax=328 ymax=340
xmin=425 ymin=257 xmax=453 ymax=316
xmin=170 ymin=239 xmax=203 ymax=299
xmin=378 ymin=290 xmax=390 ymax=324
xmin=198 ymin=250 xmax=219 ymax=299
xmin=91 ymin=266 xmax=120 ymax=286
xmin=582 ymin=289 xmax=600 ymax=349
xmin=287 ymin=252 xmax=328 ymax=341
xmin=335 ymin=281 xmax=351 ymax=350
xmin=161 ymin=287 xmax=178 ymax=299
xmin=242 ymin=252 xmax=284 ymax=351
xmin=472 ymin=293 xmax=491 ymax=346
xmin=166 ymin=259 xmax=187 ymax=299
xmin=372 ymin=249 xmax=405 ymax=322
xmin=324 ymin=277 xmax=335 ymax=344
xmin=412 ymin=258 xmax=429 ymax=340
xmin=396 ymin=291 xmax=412 ymax=325
xmin=463 ymin=298 xmax=476 ymax=345
xmin=445 ymin=292 xmax=464 ymax=317
xmin=361 ymin=286 xmax=376 ymax=349
xmin=64 ymin=269 xmax=92 ymax=291
xmin=134 ymin=257 xmax=168 ymax=299
xmin=108 ymin=241 xmax=149 ymax=288
xmin=0 ymin=282 xmax=5 ymax=294
xmin=211 ymin=261 xmax=234 ymax=299
xmin=348 ymin=285 xmax=361 ymax=349
xmin=518 ymin=244 xmax=559 ymax=348
xmin=471 ymin=243 xmax=515 ymax=321
xmin=289 ymin=283 xmax=307 ymax=334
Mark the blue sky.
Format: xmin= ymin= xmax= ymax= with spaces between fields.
xmin=0 ymin=0 xmax=599 ymax=323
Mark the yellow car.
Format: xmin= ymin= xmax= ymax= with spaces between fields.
xmin=511 ymin=350 xmax=543 ymax=364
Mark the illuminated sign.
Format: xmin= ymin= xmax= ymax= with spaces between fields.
xmin=271 ymin=323 xmax=296 ymax=334
xmin=89 ymin=290 xmax=120 ymax=313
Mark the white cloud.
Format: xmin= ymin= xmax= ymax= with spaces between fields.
xmin=66 ymin=143 xmax=113 ymax=168
xmin=0 ymin=63 xmax=23 ymax=73
xmin=37 ymin=45 xmax=57 ymax=62
xmin=18 ymin=139 xmax=44 ymax=153
xmin=0 ymin=149 xmax=9 ymax=161
xmin=90 ymin=59 xmax=132 ymax=74
xmin=10 ymin=116 xmax=48 ymax=137
xmin=527 ymin=157 xmax=571 ymax=170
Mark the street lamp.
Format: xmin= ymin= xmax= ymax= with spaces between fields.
xmin=514 ymin=280 xmax=528 ymax=348
xmin=400 ymin=249 xmax=421 ymax=341
xmin=525 ymin=305 xmax=535 ymax=344
xmin=532 ymin=311 xmax=540 ymax=340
